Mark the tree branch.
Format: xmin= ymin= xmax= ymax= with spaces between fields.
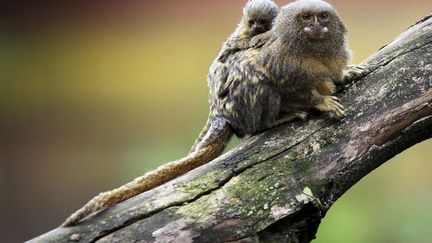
xmin=29 ymin=14 xmax=432 ymax=243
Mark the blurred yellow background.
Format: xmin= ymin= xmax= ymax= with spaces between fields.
xmin=0 ymin=1 xmax=431 ymax=242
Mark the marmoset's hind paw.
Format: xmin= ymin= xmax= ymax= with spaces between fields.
xmin=315 ymin=96 xmax=346 ymax=119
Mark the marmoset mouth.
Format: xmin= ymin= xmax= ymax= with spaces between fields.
xmin=304 ymin=26 xmax=328 ymax=39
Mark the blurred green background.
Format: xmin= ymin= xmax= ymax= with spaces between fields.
xmin=0 ymin=1 xmax=431 ymax=242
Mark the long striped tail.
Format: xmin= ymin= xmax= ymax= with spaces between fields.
xmin=62 ymin=118 xmax=232 ymax=226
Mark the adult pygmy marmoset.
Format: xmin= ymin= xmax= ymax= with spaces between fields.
xmin=212 ymin=0 xmax=353 ymax=140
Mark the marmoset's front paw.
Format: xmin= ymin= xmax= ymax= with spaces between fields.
xmin=343 ymin=65 xmax=367 ymax=83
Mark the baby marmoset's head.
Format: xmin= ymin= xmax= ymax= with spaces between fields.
xmin=241 ymin=0 xmax=280 ymax=36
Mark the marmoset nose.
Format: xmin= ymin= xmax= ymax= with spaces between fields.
xmin=252 ymin=24 xmax=265 ymax=34
xmin=308 ymin=20 xmax=321 ymax=29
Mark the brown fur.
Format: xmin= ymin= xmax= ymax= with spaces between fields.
xmin=316 ymin=81 xmax=336 ymax=96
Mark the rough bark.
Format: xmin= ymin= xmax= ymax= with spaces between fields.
xmin=29 ymin=14 xmax=432 ymax=243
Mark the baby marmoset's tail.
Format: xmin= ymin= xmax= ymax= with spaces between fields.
xmin=62 ymin=117 xmax=232 ymax=227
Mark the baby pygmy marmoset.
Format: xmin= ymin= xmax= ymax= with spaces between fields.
xmin=193 ymin=0 xmax=279 ymax=152
xmin=62 ymin=0 xmax=280 ymax=227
